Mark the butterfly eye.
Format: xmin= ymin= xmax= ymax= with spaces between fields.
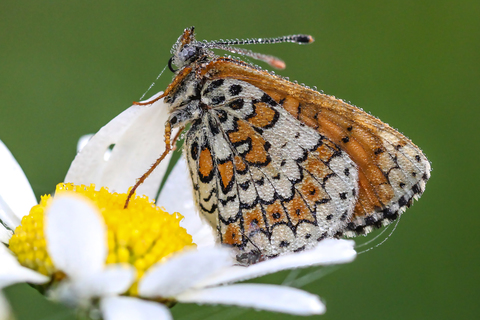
xmin=180 ymin=45 xmax=198 ymax=61
xmin=169 ymin=46 xmax=200 ymax=72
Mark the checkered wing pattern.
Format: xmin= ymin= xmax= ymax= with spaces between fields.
xmin=185 ymin=79 xmax=359 ymax=257
xmin=205 ymin=60 xmax=431 ymax=237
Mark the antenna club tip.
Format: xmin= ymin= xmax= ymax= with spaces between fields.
xmin=271 ymin=59 xmax=286 ymax=70
xmin=296 ymin=35 xmax=315 ymax=44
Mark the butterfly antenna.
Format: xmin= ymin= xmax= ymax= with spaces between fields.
xmin=204 ymin=34 xmax=314 ymax=70
xmin=211 ymin=34 xmax=314 ymax=46
xmin=124 ymin=124 xmax=185 ymax=208
xmin=139 ymin=64 xmax=168 ymax=101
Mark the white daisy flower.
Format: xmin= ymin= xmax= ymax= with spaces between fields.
xmin=0 ymin=140 xmax=38 ymax=243
xmin=0 ymin=140 xmax=47 ymax=320
xmin=0 ymin=140 xmax=136 ymax=315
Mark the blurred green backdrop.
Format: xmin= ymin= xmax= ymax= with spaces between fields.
xmin=1 ymin=1 xmax=478 ymax=319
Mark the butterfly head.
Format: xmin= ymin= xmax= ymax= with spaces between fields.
xmin=169 ymin=27 xmax=210 ymax=72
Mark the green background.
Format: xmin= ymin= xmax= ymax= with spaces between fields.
xmin=1 ymin=1 xmax=478 ymax=319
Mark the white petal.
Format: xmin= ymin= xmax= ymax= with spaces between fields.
xmin=0 ymin=140 xmax=37 ymax=230
xmin=45 ymin=194 xmax=107 ymax=278
xmin=0 ymin=225 xmax=12 ymax=244
xmin=158 ymin=157 xmax=215 ymax=248
xmin=84 ymin=265 xmax=136 ymax=297
xmin=76 ymin=134 xmax=94 ymax=153
xmin=177 ymin=284 xmax=325 ymax=316
xmin=196 ymin=239 xmax=356 ymax=288
xmin=0 ymin=245 xmax=48 ymax=288
xmin=101 ymin=296 xmax=172 ymax=320
xmin=51 ymin=265 xmax=136 ymax=305
xmin=138 ymin=247 xmax=232 ymax=298
xmin=65 ymin=95 xmax=176 ymax=199
xmin=0 ymin=292 xmax=12 ymax=320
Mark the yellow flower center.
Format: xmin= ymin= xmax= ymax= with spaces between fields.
xmin=8 ymin=183 xmax=195 ymax=295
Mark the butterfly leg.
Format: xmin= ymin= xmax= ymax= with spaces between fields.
xmin=124 ymin=123 xmax=184 ymax=208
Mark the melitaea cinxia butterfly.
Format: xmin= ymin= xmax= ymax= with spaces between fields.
xmin=126 ymin=27 xmax=431 ymax=264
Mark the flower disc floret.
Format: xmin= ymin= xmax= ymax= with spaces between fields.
xmin=9 ymin=183 xmax=195 ymax=294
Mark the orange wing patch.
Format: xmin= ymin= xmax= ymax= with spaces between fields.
xmin=233 ymin=155 xmax=247 ymax=172
xmin=280 ymin=96 xmax=299 ymax=117
xmin=243 ymin=205 xmax=267 ymax=236
xmin=298 ymin=172 xmax=329 ymax=209
xmin=284 ymin=193 xmax=316 ymax=226
xmin=221 ymin=219 xmax=242 ymax=246
xmin=228 ymin=119 xmax=270 ymax=166
xmin=218 ymin=160 xmax=234 ymax=190
xmin=265 ymin=200 xmax=289 ymax=227
xmin=246 ymin=101 xmax=278 ymax=128
xmin=302 ymin=152 xmax=334 ymax=181
xmin=198 ymin=147 xmax=213 ymax=179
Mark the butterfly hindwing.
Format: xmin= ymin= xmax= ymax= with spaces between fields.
xmin=185 ymin=78 xmax=359 ymax=257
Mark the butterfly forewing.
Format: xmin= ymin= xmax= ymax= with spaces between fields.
xmin=202 ymin=58 xmax=431 ymax=235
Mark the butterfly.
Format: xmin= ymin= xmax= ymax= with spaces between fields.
xmin=126 ymin=27 xmax=431 ymax=264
